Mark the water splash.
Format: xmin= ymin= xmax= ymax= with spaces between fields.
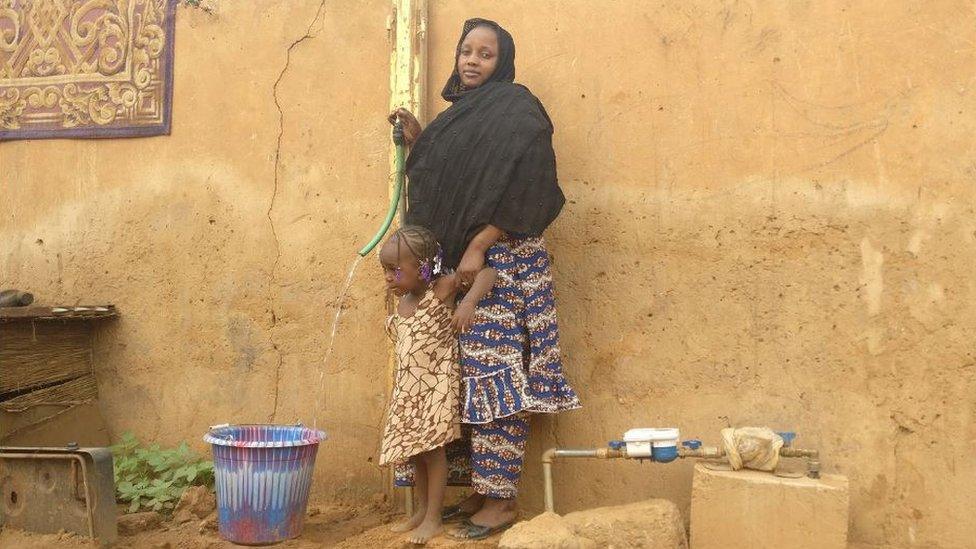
xmin=313 ymin=254 xmax=364 ymax=429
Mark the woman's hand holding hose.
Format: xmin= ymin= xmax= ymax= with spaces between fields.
xmin=388 ymin=108 xmax=421 ymax=147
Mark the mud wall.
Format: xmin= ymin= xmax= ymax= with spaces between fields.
xmin=3 ymin=2 xmax=975 ymax=547
xmin=1 ymin=2 xmax=396 ymax=502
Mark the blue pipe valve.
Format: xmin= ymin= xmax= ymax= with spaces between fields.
xmin=776 ymin=431 xmax=797 ymax=447
xmin=681 ymin=439 xmax=702 ymax=450
xmin=608 ymin=440 xmax=626 ymax=451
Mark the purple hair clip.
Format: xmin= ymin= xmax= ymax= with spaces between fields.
xmin=419 ymin=247 xmax=444 ymax=284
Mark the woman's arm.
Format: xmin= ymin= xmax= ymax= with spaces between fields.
xmin=457 ymin=224 xmax=505 ymax=286
xmin=451 ymin=267 xmax=498 ymax=333
xmin=432 ymin=273 xmax=460 ymax=305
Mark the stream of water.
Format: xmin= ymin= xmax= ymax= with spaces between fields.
xmin=313 ymin=254 xmax=364 ymax=430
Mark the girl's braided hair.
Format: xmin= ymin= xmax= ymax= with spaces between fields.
xmin=392 ymin=225 xmax=442 ymax=282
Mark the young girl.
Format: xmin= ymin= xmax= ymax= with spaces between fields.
xmin=378 ymin=225 xmax=496 ymax=544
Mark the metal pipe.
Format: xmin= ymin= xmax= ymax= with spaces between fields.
xmin=553 ymin=449 xmax=598 ymax=459
xmin=542 ymin=447 xmax=628 ymax=512
xmin=542 ymin=444 xmax=822 ymax=513
xmin=779 ymin=447 xmax=819 ymax=459
xmin=542 ymin=449 xmax=555 ymax=513
xmin=678 ymin=446 xmax=725 ymax=459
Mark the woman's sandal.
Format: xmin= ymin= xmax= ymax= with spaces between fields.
xmin=440 ymin=504 xmax=473 ymax=523
xmin=450 ymin=518 xmax=516 ymax=540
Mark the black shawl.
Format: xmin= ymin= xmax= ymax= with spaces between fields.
xmin=404 ymin=18 xmax=565 ymax=270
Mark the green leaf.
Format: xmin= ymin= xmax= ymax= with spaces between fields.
xmin=114 ymin=437 xmax=217 ymax=509
xmin=128 ymin=498 xmax=141 ymax=513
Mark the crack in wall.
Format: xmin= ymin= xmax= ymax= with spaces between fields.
xmin=268 ymin=1 xmax=327 ymax=423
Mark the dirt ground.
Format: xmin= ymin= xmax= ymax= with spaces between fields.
xmin=0 ymin=502 xmax=892 ymax=549
xmin=0 ymin=503 xmax=503 ymax=548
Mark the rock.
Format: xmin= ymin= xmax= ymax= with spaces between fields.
xmin=500 ymin=500 xmax=687 ymax=549
xmin=118 ymin=511 xmax=163 ymax=535
xmin=562 ymin=499 xmax=688 ymax=549
xmin=174 ymin=485 xmax=216 ymax=524
xmin=499 ymin=512 xmax=596 ymax=549
xmin=198 ymin=511 xmax=218 ymax=534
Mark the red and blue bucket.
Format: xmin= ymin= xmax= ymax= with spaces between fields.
xmin=203 ymin=424 xmax=326 ymax=545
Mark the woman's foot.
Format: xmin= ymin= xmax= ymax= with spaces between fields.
xmin=468 ymin=497 xmax=517 ymax=528
xmin=408 ymin=517 xmax=443 ymax=545
xmin=457 ymin=492 xmax=486 ymax=514
xmin=390 ymin=506 xmax=427 ymax=533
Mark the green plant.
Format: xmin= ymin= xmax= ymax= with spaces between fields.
xmin=111 ymin=432 xmax=215 ymax=514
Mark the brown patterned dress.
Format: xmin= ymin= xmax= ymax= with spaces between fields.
xmin=379 ymin=289 xmax=461 ymax=466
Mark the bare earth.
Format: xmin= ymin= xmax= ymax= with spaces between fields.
xmin=0 ymin=503 xmax=506 ymax=548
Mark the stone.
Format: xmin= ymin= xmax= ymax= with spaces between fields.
xmin=562 ymin=499 xmax=688 ymax=549
xmin=690 ymin=463 xmax=849 ymax=549
xmin=198 ymin=512 xmax=218 ymax=534
xmin=500 ymin=500 xmax=687 ymax=549
xmin=173 ymin=486 xmax=216 ymax=524
xmin=499 ymin=512 xmax=595 ymax=549
xmin=117 ymin=511 xmax=163 ymax=535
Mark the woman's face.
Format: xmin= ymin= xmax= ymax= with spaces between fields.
xmin=456 ymin=25 xmax=499 ymax=89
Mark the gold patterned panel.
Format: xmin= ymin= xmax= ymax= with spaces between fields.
xmin=0 ymin=0 xmax=175 ymax=140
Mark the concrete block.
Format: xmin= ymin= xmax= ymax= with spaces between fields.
xmin=690 ymin=463 xmax=849 ymax=549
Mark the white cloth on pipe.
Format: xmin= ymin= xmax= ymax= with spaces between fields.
xmin=720 ymin=427 xmax=784 ymax=471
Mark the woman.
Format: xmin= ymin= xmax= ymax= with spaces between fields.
xmin=389 ymin=18 xmax=580 ymax=540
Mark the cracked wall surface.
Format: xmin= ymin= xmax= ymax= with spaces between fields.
xmin=2 ymin=2 xmax=976 ymax=547
xmin=1 ymin=2 xmax=394 ymax=502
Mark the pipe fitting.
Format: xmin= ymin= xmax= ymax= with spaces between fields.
xmin=779 ymin=447 xmax=819 ymax=459
xmin=807 ymin=459 xmax=821 ymax=479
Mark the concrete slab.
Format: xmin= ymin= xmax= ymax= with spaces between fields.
xmin=690 ymin=463 xmax=849 ymax=549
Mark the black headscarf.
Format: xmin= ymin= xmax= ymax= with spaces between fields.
xmin=405 ymin=18 xmax=565 ymax=269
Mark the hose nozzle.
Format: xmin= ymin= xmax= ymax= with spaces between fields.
xmin=392 ymin=120 xmax=405 ymax=146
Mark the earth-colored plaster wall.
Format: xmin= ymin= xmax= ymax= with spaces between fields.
xmin=2 ymin=2 xmax=975 ymax=547
xmin=428 ymin=2 xmax=976 ymax=547
xmin=1 ymin=2 xmax=395 ymax=501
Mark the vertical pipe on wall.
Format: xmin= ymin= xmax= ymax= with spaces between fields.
xmin=385 ymin=0 xmax=428 ymax=516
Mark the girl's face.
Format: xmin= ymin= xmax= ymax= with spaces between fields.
xmin=457 ymin=25 xmax=499 ymax=89
xmin=379 ymin=238 xmax=424 ymax=296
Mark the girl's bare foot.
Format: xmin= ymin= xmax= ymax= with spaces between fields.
xmin=390 ymin=506 xmax=427 ymax=533
xmin=408 ymin=517 xmax=443 ymax=545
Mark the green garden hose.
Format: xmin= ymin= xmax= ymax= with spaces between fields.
xmin=358 ymin=122 xmax=406 ymax=257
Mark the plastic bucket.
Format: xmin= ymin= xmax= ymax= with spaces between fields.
xmin=203 ymin=424 xmax=326 ymax=545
